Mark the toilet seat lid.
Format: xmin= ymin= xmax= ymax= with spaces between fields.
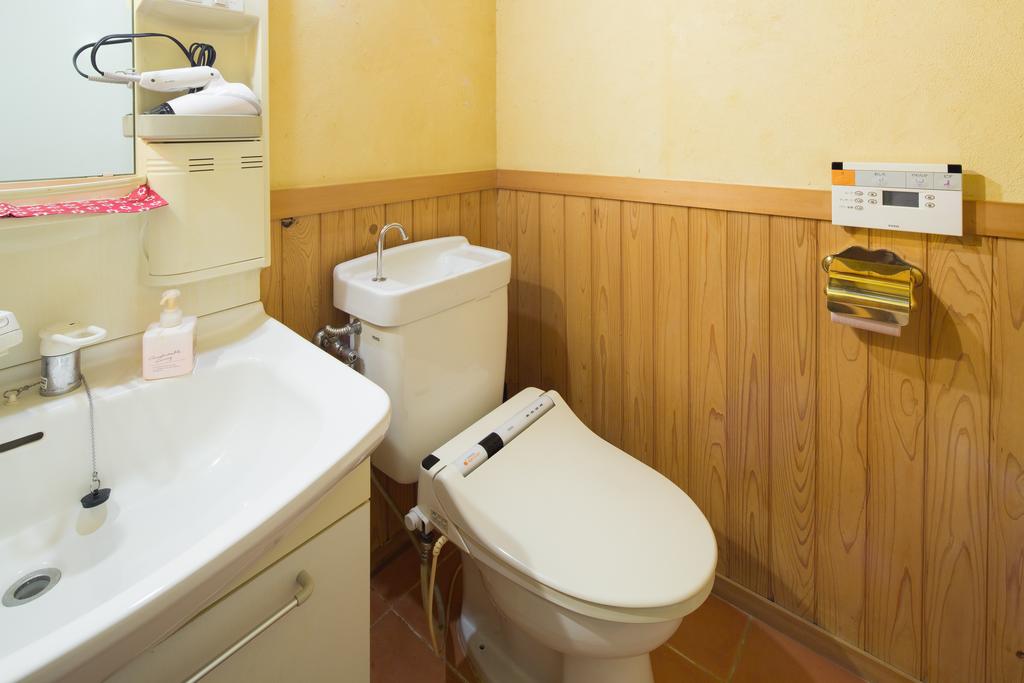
xmin=432 ymin=389 xmax=717 ymax=611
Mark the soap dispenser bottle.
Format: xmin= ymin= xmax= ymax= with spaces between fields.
xmin=143 ymin=289 xmax=196 ymax=380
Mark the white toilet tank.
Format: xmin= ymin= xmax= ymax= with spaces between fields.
xmin=333 ymin=237 xmax=511 ymax=484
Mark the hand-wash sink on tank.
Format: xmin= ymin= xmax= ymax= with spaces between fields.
xmin=333 ymin=236 xmax=512 ymax=327
xmin=333 ymin=236 xmax=511 ymax=485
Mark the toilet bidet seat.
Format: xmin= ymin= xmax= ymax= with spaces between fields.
xmin=417 ymin=388 xmax=717 ymax=622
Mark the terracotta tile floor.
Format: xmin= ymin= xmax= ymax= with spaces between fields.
xmin=371 ymin=546 xmax=866 ymax=683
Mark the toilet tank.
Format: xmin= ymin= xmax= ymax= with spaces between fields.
xmin=333 ymin=237 xmax=511 ymax=484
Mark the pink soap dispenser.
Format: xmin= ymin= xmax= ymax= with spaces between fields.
xmin=142 ymin=289 xmax=197 ymax=380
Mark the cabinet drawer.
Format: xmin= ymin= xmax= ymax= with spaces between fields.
xmin=107 ymin=503 xmax=369 ymax=683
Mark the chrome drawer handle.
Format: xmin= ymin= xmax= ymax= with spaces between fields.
xmin=183 ymin=570 xmax=315 ymax=683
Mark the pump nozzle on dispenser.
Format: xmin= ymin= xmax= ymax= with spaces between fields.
xmin=159 ymin=289 xmax=183 ymax=328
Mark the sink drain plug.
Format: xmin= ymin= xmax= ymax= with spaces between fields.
xmin=2 ymin=568 xmax=61 ymax=607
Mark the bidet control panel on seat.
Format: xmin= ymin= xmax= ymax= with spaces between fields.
xmin=452 ymin=393 xmax=555 ymax=476
xmin=831 ymin=161 xmax=962 ymax=236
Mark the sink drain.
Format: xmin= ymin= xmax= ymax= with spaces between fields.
xmin=2 ymin=568 xmax=61 ymax=607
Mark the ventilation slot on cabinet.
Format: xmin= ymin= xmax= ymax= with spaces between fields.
xmin=241 ymin=155 xmax=264 ymax=170
xmin=188 ymin=157 xmax=215 ymax=173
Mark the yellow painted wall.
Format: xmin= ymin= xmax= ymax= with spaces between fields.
xmin=497 ymin=0 xmax=1024 ymax=202
xmin=270 ymin=0 xmax=496 ymax=190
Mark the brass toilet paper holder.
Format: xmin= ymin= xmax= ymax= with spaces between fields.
xmin=821 ymin=246 xmax=924 ymax=328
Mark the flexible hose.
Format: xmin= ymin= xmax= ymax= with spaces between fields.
xmin=427 ymin=535 xmax=449 ymax=654
xmin=370 ymin=471 xmax=448 ymax=652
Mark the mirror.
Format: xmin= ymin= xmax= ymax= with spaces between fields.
xmin=0 ymin=1 xmax=135 ymax=184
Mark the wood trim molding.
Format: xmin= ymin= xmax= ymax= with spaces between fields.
xmin=712 ymin=575 xmax=920 ymax=683
xmin=497 ymin=169 xmax=831 ymax=221
xmin=497 ymin=169 xmax=1024 ymax=240
xmin=270 ymin=170 xmax=497 ymax=220
xmin=966 ymin=198 xmax=1024 ymax=239
xmin=270 ymin=168 xmax=1024 ymax=239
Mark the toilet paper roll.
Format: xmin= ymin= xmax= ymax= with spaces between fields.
xmin=830 ymin=312 xmax=902 ymax=337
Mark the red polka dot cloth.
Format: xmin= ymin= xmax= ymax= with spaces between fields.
xmin=0 ymin=184 xmax=168 ymax=218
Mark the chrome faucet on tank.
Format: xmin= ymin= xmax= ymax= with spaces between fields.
xmin=373 ymin=222 xmax=410 ymax=282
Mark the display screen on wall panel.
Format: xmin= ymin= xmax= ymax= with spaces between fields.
xmin=0 ymin=0 xmax=134 ymax=183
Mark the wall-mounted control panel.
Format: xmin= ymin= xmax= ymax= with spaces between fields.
xmin=831 ymin=162 xmax=963 ymax=236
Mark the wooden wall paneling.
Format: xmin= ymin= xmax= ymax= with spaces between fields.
xmin=725 ymin=211 xmax=771 ymax=597
xmin=480 ymin=190 xmax=497 ymax=249
xmin=653 ymin=205 xmax=689 ymax=490
xmin=385 ymin=201 xmax=414 ymax=242
xmin=385 ymin=483 xmax=417 ymax=541
xmin=591 ymin=198 xmax=623 ymax=446
xmin=260 ymin=218 xmax=283 ymax=321
xmin=369 ymin=481 xmax=391 ymax=552
xmin=688 ymin=208 xmax=730 ymax=569
xmin=539 ymin=194 xmax=567 ymax=396
xmin=516 ymin=192 xmax=542 ymax=391
xmin=496 ymin=170 xmax=831 ymax=223
xmin=769 ymin=216 xmax=818 ymax=618
xmin=923 ymin=235 xmax=992 ymax=683
xmin=496 ymin=190 xmax=519 ymax=393
xmin=272 ymin=170 xmax=1024 ymax=240
xmin=493 ymin=169 xmax=1024 ymax=240
xmin=864 ymin=230 xmax=928 ymax=677
xmin=264 ymin=175 xmax=1024 ymax=682
xmin=621 ymin=202 xmax=655 ymax=467
xmin=988 ymin=237 xmax=1024 ymax=683
xmin=413 ymin=197 xmax=438 ymax=241
xmin=271 ymin=170 xmax=496 ymax=220
xmin=353 ymin=205 xmax=386 ymax=258
xmin=459 ymin=191 xmax=482 ymax=244
xmin=437 ymin=194 xmax=461 ymax=238
xmin=816 ymin=223 xmax=869 ymax=645
xmin=280 ymin=214 xmax=321 ymax=340
xmin=564 ymin=196 xmax=593 ymax=425
xmin=319 ymin=210 xmax=354 ymax=327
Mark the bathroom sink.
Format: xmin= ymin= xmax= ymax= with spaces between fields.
xmin=0 ymin=303 xmax=390 ymax=682
xmin=333 ymin=236 xmax=511 ymax=326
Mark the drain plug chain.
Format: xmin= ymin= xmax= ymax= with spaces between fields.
xmin=80 ymin=375 xmax=110 ymax=508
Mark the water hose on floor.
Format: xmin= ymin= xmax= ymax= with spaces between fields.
xmin=426 ymin=535 xmax=448 ymax=654
xmin=371 ymin=471 xmax=448 ymax=654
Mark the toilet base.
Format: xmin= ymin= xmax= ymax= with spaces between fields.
xmin=457 ymin=556 xmax=560 ymax=683
xmin=457 ymin=556 xmax=655 ymax=683
xmin=562 ymin=654 xmax=653 ymax=683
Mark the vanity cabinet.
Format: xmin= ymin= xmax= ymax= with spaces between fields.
xmin=105 ymin=464 xmax=371 ymax=683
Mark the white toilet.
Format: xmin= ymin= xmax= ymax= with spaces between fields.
xmin=334 ymin=237 xmax=717 ymax=683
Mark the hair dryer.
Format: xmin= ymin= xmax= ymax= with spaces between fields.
xmin=73 ymin=33 xmax=261 ymax=116
xmin=137 ymin=67 xmax=262 ymax=115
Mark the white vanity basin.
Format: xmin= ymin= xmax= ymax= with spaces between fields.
xmin=334 ymin=236 xmax=511 ymax=326
xmin=0 ymin=303 xmax=390 ymax=682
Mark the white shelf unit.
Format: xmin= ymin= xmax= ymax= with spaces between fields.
xmin=131 ymin=0 xmax=269 ymax=284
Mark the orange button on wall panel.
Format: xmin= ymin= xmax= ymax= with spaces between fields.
xmin=832 ymin=169 xmax=856 ymax=185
